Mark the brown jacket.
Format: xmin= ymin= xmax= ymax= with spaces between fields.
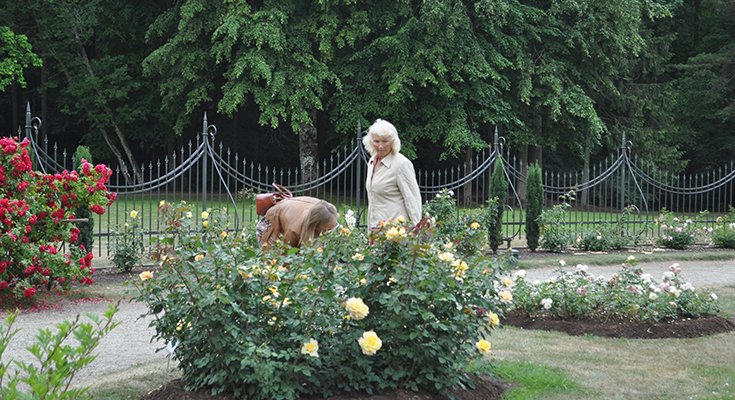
xmin=260 ymin=196 xmax=322 ymax=247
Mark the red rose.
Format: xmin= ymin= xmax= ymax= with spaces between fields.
xmin=23 ymin=287 xmax=36 ymax=298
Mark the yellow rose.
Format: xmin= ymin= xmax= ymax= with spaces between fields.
xmin=501 ymin=277 xmax=514 ymax=287
xmin=139 ymin=270 xmax=153 ymax=281
xmin=451 ymin=259 xmax=468 ymax=273
xmin=396 ymin=216 xmax=406 ymax=223
xmin=220 ymin=231 xmax=228 ymax=238
xmin=129 ymin=210 xmax=138 ymax=219
xmin=194 ymin=254 xmax=204 ymax=262
xmin=159 ymin=200 xmax=166 ymax=207
xmin=345 ymin=297 xmax=369 ymax=320
xmin=476 ymin=339 xmax=492 ymax=354
xmin=470 ymin=222 xmax=480 ymax=229
xmin=385 ymin=226 xmax=406 ymax=241
xmin=201 ymin=211 xmax=209 ymax=220
xmin=185 ymin=211 xmax=193 ymax=219
xmin=301 ymin=339 xmax=319 ymax=358
xmin=352 ymin=253 xmax=365 ymax=261
xmin=438 ymin=252 xmax=455 ymax=263
xmin=358 ymin=331 xmax=382 ymax=355
xmin=499 ymin=291 xmax=513 ymax=303
xmin=359 ymin=278 xmax=367 ymax=285
xmin=488 ymin=312 xmax=500 ymax=327
xmin=203 ymin=220 xmax=209 ymax=228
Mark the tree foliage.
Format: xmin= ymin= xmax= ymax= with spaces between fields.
xmin=0 ymin=0 xmax=734 ymax=174
xmin=0 ymin=26 xmax=41 ymax=91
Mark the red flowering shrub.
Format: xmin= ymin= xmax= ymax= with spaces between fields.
xmin=0 ymin=136 xmax=115 ymax=299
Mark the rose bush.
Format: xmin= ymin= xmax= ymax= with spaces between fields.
xmin=509 ymin=256 xmax=719 ymax=321
xmin=110 ymin=209 xmax=145 ymax=272
xmin=422 ymin=188 xmax=495 ymax=256
xmin=712 ymin=208 xmax=735 ymax=249
xmin=135 ymin=202 xmax=509 ymax=399
xmin=0 ymin=136 xmax=114 ymax=299
xmin=655 ymin=209 xmax=699 ymax=249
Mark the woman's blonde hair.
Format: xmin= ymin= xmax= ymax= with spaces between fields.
xmin=362 ymin=119 xmax=401 ymax=157
xmin=299 ymin=200 xmax=338 ymax=246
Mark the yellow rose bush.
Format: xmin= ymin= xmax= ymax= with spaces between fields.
xmin=422 ymin=188 xmax=498 ymax=256
xmin=110 ymin=208 xmax=144 ymax=272
xmin=135 ymin=204 xmax=509 ymax=399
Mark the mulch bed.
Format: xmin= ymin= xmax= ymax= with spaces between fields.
xmin=140 ymin=376 xmax=509 ymax=400
xmin=503 ymin=311 xmax=735 ymax=339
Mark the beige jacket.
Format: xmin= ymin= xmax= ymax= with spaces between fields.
xmin=366 ymin=152 xmax=422 ymax=228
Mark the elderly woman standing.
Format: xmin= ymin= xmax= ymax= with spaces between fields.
xmin=362 ymin=119 xmax=422 ymax=229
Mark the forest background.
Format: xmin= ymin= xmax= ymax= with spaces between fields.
xmin=1 ymin=0 xmax=733 ymax=183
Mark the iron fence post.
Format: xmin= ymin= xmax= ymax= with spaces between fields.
xmin=620 ymin=131 xmax=626 ymax=213
xmin=24 ymin=102 xmax=32 ymax=142
xmin=356 ymin=121 xmax=362 ymax=214
xmin=202 ymin=113 xmax=208 ymax=211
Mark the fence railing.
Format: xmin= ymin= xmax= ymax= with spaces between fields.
xmin=18 ymin=103 xmax=735 ymax=256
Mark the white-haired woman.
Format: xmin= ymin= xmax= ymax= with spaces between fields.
xmin=362 ymin=119 xmax=422 ymax=229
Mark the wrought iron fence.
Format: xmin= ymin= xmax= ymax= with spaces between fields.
xmin=18 ymin=103 xmax=735 ymax=256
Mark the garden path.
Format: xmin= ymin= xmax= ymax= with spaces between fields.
xmin=2 ymin=258 xmax=735 ymax=391
xmin=519 ymin=259 xmax=735 ymax=287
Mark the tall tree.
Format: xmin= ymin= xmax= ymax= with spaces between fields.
xmin=330 ymin=0 xmax=516 ymax=159
xmin=144 ymin=1 xmax=358 ymax=182
xmin=669 ymin=0 xmax=735 ymax=170
xmin=2 ymin=0 xmax=169 ymax=181
xmin=503 ymin=0 xmax=673 ymax=167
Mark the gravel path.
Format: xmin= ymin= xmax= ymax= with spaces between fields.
xmin=2 ymin=299 xmax=170 ymax=389
xmin=519 ymin=259 xmax=735 ymax=288
xmin=2 ymin=258 xmax=734 ymax=393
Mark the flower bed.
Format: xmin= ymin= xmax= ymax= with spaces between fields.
xmin=508 ymin=257 xmax=720 ymax=323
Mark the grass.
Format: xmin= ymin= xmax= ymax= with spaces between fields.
xmin=468 ymin=359 xmax=585 ymax=399
xmin=88 ymin=360 xmax=175 ymax=400
xmin=488 ymin=284 xmax=735 ymax=399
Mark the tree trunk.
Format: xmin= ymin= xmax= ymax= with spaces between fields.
xmin=67 ymin=11 xmax=142 ymax=182
xmin=580 ymin=135 xmax=591 ymax=206
xmin=299 ymin=109 xmax=319 ymax=186
xmin=76 ymin=41 xmax=142 ymax=182
xmin=46 ymin=47 xmax=134 ymax=183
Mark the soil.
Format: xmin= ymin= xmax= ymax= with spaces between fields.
xmin=502 ymin=311 xmax=735 ymax=339
xmin=140 ymin=375 xmax=509 ymax=400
